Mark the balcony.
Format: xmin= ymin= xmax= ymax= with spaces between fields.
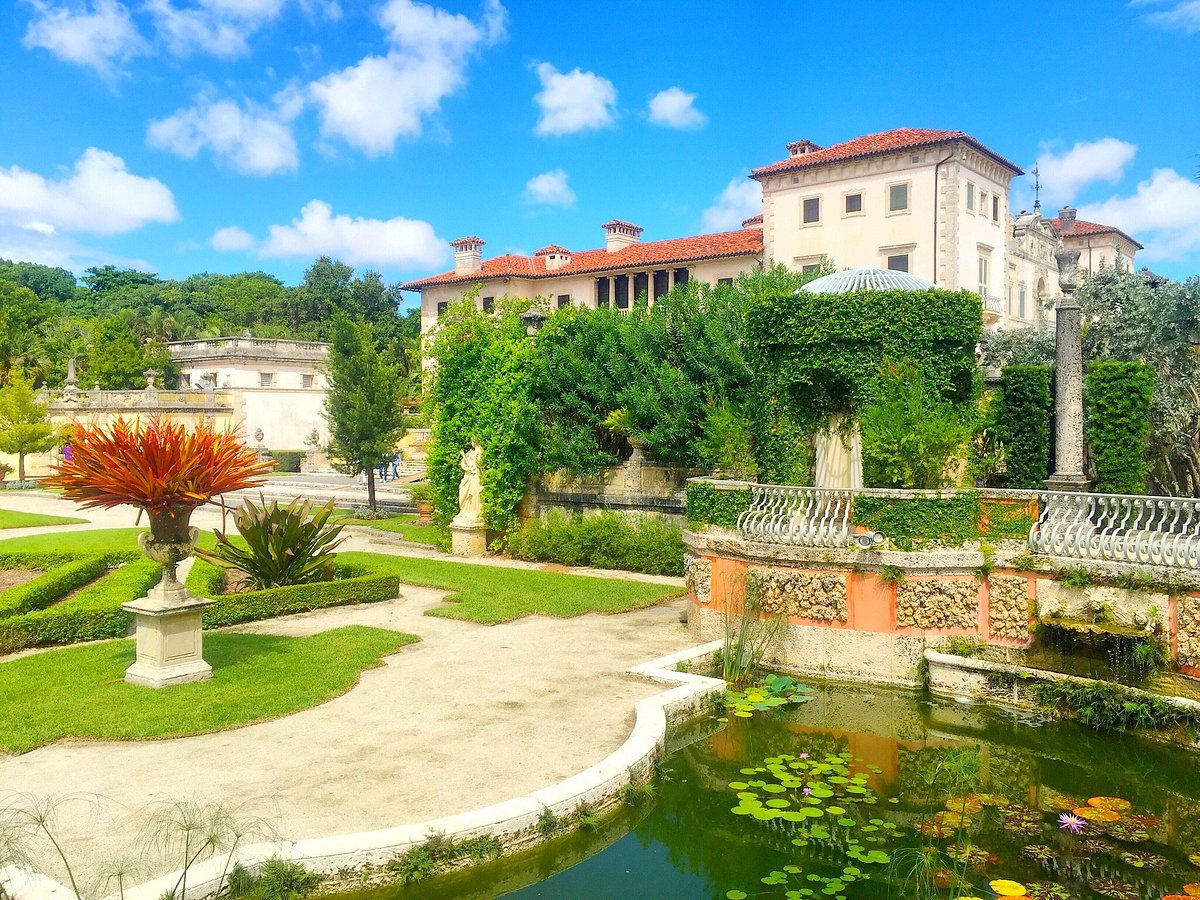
xmin=167 ymin=337 xmax=328 ymax=363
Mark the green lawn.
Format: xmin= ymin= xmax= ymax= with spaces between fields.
xmin=0 ymin=508 xmax=87 ymax=530
xmin=339 ymin=550 xmax=682 ymax=624
xmin=334 ymin=513 xmax=442 ymax=545
xmin=0 ymin=625 xmax=417 ymax=754
xmin=0 ymin=527 xmax=149 ymax=554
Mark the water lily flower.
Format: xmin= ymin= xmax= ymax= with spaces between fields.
xmin=799 ymin=752 xmax=810 ymax=759
xmin=802 ymin=787 xmax=813 ymax=797
xmin=1058 ymin=812 xmax=1087 ymax=834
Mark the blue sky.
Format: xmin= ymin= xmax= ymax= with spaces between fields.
xmin=2 ymin=0 xmax=1199 ymax=310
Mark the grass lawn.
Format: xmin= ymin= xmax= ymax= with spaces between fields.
xmin=0 ymin=508 xmax=87 ymax=529
xmin=0 ymin=624 xmax=417 ymax=754
xmin=339 ymin=550 xmax=682 ymax=624
xmin=0 ymin=527 xmax=150 ymax=553
xmin=334 ymin=513 xmax=442 ymax=546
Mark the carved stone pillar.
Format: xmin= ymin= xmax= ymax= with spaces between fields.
xmin=1046 ymin=246 xmax=1090 ymax=492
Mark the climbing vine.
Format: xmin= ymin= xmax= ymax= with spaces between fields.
xmin=686 ymin=482 xmax=752 ymax=529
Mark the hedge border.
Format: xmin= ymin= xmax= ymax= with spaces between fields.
xmin=686 ymin=482 xmax=752 ymax=530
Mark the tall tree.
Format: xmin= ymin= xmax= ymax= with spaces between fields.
xmin=0 ymin=371 xmax=58 ymax=481
xmin=323 ymin=314 xmax=407 ymax=511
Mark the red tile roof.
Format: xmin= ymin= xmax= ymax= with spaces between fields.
xmin=401 ymin=228 xmax=763 ymax=290
xmin=534 ymin=244 xmax=570 ymax=256
xmin=751 ymin=127 xmax=1023 ymax=178
xmin=1049 ymin=218 xmax=1144 ymax=250
xmin=741 ymin=213 xmax=763 ymax=228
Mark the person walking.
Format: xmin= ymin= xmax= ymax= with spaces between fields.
xmin=391 ymin=450 xmax=402 ymax=480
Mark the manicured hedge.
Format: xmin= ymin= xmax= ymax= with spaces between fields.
xmin=686 ymin=482 xmax=752 ymax=529
xmin=1085 ymin=361 xmax=1154 ymax=494
xmin=853 ymin=493 xmax=981 ymax=550
xmin=0 ymin=555 xmax=116 ymax=618
xmin=506 ymin=510 xmax=684 ymax=576
xmin=0 ymin=558 xmax=160 ymax=654
xmin=188 ymin=558 xmax=401 ymax=628
xmin=998 ymin=364 xmax=1054 ymax=488
xmin=269 ymin=449 xmax=305 ymax=472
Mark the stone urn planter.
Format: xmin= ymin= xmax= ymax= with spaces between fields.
xmin=416 ymin=500 xmax=434 ymax=523
xmin=122 ymin=507 xmax=216 ymax=687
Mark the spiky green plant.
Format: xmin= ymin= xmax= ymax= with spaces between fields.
xmin=199 ymin=496 xmax=345 ymax=590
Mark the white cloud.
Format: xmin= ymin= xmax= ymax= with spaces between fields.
xmin=1079 ymin=168 xmax=1200 ymax=261
xmin=701 ymin=176 xmax=761 ymax=232
xmin=0 ymin=220 xmax=153 ymax=274
xmin=0 ymin=148 xmax=178 ymax=236
xmin=210 ymin=225 xmax=256 ymax=251
xmin=309 ymin=0 xmax=506 ymax=156
xmin=22 ymin=0 xmax=146 ymax=79
xmin=1135 ymin=0 xmax=1200 ymax=33
xmin=1034 ymin=137 xmax=1138 ymax=207
xmin=532 ymin=62 xmax=617 ymax=136
xmin=144 ymin=0 xmax=289 ymax=58
xmin=647 ymin=87 xmax=706 ymax=130
xmin=217 ymin=199 xmax=448 ymax=269
xmin=147 ymin=89 xmax=302 ymax=176
xmin=523 ymin=169 xmax=575 ymax=207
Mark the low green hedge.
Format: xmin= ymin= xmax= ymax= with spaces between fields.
xmin=852 ymin=493 xmax=981 ymax=551
xmin=506 ymin=509 xmax=685 ymax=576
xmin=188 ymin=558 xmax=401 ymax=628
xmin=0 ymin=558 xmax=160 ymax=654
xmin=686 ymin=482 xmax=752 ymax=529
xmin=0 ymin=552 xmax=127 ymax=618
xmin=268 ymin=449 xmax=305 ymax=473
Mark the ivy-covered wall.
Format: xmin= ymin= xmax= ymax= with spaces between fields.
xmin=686 ymin=482 xmax=752 ymax=529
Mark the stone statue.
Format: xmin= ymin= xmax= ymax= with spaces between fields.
xmin=813 ymin=415 xmax=863 ymax=490
xmin=454 ymin=439 xmax=483 ymax=525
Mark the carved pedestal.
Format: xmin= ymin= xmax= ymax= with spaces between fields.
xmin=450 ymin=520 xmax=488 ymax=557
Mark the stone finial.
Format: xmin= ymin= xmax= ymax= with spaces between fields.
xmin=65 ymin=356 xmax=77 ymax=387
xmin=143 ymin=368 xmax=161 ymax=390
xmin=1055 ymin=247 xmax=1082 ymax=295
xmin=254 ymin=427 xmax=265 ymax=445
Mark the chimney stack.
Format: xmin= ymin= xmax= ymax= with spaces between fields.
xmin=534 ymin=244 xmax=571 ymax=271
xmin=787 ymin=140 xmax=823 ymax=158
xmin=450 ymin=236 xmax=484 ymax=275
xmin=1057 ymin=207 xmax=1077 ymax=235
xmin=602 ymin=219 xmax=643 ymax=253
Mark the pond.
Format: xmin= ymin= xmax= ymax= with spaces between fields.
xmin=333 ymin=682 xmax=1200 ymax=899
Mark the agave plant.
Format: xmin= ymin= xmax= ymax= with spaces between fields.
xmin=199 ymin=496 xmax=346 ymax=590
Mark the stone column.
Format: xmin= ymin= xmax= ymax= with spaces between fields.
xmin=1045 ymin=246 xmax=1090 ymax=492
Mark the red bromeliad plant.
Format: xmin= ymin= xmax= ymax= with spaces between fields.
xmin=45 ymin=418 xmax=273 ymax=541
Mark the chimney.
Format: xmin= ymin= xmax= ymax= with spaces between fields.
xmin=450 ymin=236 xmax=484 ymax=275
xmin=602 ymin=220 xmax=643 ymax=253
xmin=786 ymin=140 xmax=823 ymax=158
xmin=534 ymin=244 xmax=571 ymax=271
xmin=1057 ymin=207 xmax=1077 ymax=235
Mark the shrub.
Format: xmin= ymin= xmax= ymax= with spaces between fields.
xmin=198 ymin=497 xmax=345 ymax=590
xmin=268 ymin=449 xmax=304 ymax=473
xmin=853 ymin=493 xmax=980 ymax=550
xmin=859 ymin=360 xmax=970 ymax=489
xmin=1085 ymin=360 xmax=1154 ymax=494
xmin=0 ymin=553 xmax=114 ymax=618
xmin=695 ymin=398 xmax=757 ymax=479
xmin=686 ymin=482 xmax=752 ymax=529
xmin=506 ymin=509 xmax=684 ymax=576
xmin=997 ymin=364 xmax=1053 ymax=488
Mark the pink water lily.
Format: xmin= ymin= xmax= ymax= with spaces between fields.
xmin=1058 ymin=812 xmax=1086 ymax=834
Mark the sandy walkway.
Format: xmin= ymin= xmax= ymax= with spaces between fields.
xmin=0 ymin=495 xmax=695 ymax=887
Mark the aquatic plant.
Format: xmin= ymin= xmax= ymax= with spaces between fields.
xmin=724 ymin=673 xmax=813 ymax=718
xmin=1057 ymin=812 xmax=1086 ymax=834
xmin=719 ymin=571 xmax=784 ymax=688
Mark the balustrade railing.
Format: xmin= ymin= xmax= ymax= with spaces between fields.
xmin=737 ymin=485 xmax=855 ymax=547
xmin=1029 ymin=491 xmax=1200 ymax=570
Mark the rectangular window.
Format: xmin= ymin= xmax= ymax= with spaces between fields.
xmin=436 ymin=301 xmax=448 ymax=317
xmin=633 ymin=272 xmax=649 ymax=303
xmin=717 ymin=277 xmax=734 ymax=286
xmin=557 ymin=294 xmax=570 ymax=309
xmin=802 ymin=196 xmax=820 ymax=224
xmin=1019 ymin=286 xmax=1027 ymax=319
xmin=652 ymin=269 xmax=670 ymax=299
xmin=481 ymin=295 xmax=494 ymax=312
xmin=888 ymin=182 xmax=909 ymax=212
xmin=614 ymin=274 xmax=629 ymax=309
xmin=992 ymin=195 xmax=1000 ymax=222
xmin=966 ymin=182 xmax=975 ymax=211
xmin=673 ymin=268 xmax=690 ymax=287
xmin=259 ymin=372 xmax=273 ymax=388
xmin=595 ymin=278 xmax=609 ymax=307
xmin=302 ymin=374 xmax=314 ymax=389
xmin=801 ymin=264 xmax=821 ymax=274
xmin=844 ymin=192 xmax=862 ymax=214
xmin=979 ymin=191 xmax=988 ymax=216
xmin=978 ymin=255 xmax=990 ymax=297
xmin=886 ymin=254 xmax=910 ymax=272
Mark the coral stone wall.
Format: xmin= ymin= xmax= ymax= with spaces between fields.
xmin=749 ymin=567 xmax=848 ymax=622
xmin=1179 ymin=597 xmax=1200 ymax=670
xmin=895 ymin=579 xmax=978 ymax=630
xmin=988 ymin=575 xmax=1033 ymax=642
xmin=684 ymin=553 xmax=712 ymax=603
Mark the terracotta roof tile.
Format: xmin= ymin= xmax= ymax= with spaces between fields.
xmin=402 ymin=228 xmax=762 ymax=290
xmin=741 ymin=213 xmax=763 ymax=227
xmin=1049 ymin=218 xmax=1144 ymax=250
xmin=534 ymin=244 xmax=570 ymax=256
xmin=751 ymin=127 xmax=1023 ymax=178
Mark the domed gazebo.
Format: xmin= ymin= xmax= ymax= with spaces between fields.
xmin=800 ymin=266 xmax=935 ymax=294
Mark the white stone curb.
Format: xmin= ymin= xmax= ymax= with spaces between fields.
xmin=1 ymin=640 xmax=725 ymax=900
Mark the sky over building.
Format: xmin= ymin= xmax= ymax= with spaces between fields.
xmin=1 ymin=0 xmax=1199 ymax=308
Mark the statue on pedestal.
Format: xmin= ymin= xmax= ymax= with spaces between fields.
xmin=454 ymin=439 xmax=483 ymax=525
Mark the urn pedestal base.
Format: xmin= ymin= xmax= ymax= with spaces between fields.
xmin=121 ymin=594 xmax=215 ymax=688
xmin=450 ymin=519 xmax=487 ymax=557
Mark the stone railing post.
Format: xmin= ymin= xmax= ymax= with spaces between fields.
xmin=1046 ymin=246 xmax=1090 ymax=492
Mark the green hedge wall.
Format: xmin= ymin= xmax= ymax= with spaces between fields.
xmin=998 ymin=364 xmax=1054 ymax=489
xmin=852 ymin=493 xmax=982 ymax=551
xmin=0 ymin=553 xmax=128 ymax=618
xmin=686 ymin=482 xmax=752 ymax=529
xmin=1085 ymin=361 xmax=1154 ymax=494
xmin=268 ymin=449 xmax=305 ymax=473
